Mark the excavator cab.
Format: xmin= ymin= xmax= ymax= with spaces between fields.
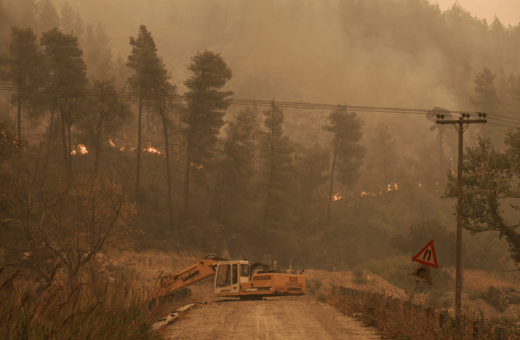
xmin=214 ymin=260 xmax=250 ymax=295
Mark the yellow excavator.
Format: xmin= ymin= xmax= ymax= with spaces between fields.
xmin=150 ymin=255 xmax=306 ymax=300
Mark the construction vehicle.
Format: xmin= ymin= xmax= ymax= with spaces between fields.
xmin=150 ymin=255 xmax=306 ymax=300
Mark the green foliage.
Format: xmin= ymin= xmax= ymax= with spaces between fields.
xmin=181 ymin=50 xmax=233 ymax=215
xmin=296 ymin=142 xmax=329 ymax=205
xmin=210 ymin=107 xmax=257 ymax=225
xmin=323 ymin=108 xmax=365 ymax=188
xmin=0 ymin=265 xmax=161 ymax=340
xmin=467 ymin=289 xmax=483 ymax=301
xmin=259 ymin=101 xmax=300 ymax=255
xmin=353 ymin=268 xmax=368 ymax=285
xmin=445 ymin=134 xmax=520 ymax=264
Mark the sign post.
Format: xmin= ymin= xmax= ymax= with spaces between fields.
xmin=409 ymin=240 xmax=438 ymax=301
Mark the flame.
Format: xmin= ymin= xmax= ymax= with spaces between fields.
xmin=144 ymin=146 xmax=161 ymax=154
xmin=190 ymin=162 xmax=203 ymax=169
xmin=120 ymin=147 xmax=125 ymax=151
xmin=418 ymin=181 xmax=422 ymax=187
xmin=387 ymin=182 xmax=398 ymax=192
xmin=109 ymin=139 xmax=116 ymax=147
xmin=332 ymin=193 xmax=344 ymax=201
xmin=71 ymin=144 xmax=88 ymax=155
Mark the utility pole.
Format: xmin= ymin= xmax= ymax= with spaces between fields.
xmin=436 ymin=113 xmax=486 ymax=330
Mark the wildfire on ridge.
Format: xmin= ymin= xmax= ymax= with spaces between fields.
xmin=387 ymin=182 xmax=398 ymax=192
xmin=332 ymin=193 xmax=344 ymax=201
xmin=71 ymin=144 xmax=88 ymax=155
xmin=144 ymin=145 xmax=161 ymax=154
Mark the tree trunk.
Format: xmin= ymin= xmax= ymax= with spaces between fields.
xmin=67 ymin=104 xmax=72 ymax=171
xmin=135 ymin=94 xmax=143 ymax=201
xmin=263 ymin=132 xmax=276 ymax=229
xmin=59 ymin=103 xmax=70 ymax=174
xmin=326 ymin=138 xmax=339 ymax=225
xmin=94 ymin=110 xmax=103 ymax=174
xmin=157 ymin=99 xmax=174 ymax=228
xmin=17 ymin=83 xmax=22 ymax=138
xmin=183 ymin=141 xmax=191 ymax=214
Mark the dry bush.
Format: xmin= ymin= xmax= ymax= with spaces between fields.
xmin=325 ymin=290 xmax=515 ymax=340
xmin=0 ymin=263 xmax=162 ymax=340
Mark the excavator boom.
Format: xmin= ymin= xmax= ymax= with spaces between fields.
xmin=150 ymin=257 xmax=225 ymax=298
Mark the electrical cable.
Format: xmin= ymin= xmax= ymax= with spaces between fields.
xmin=3 ymin=83 xmax=520 ymax=128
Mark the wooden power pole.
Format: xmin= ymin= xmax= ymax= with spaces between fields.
xmin=436 ymin=113 xmax=486 ymax=330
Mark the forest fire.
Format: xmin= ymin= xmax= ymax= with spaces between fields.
xmin=387 ymin=182 xmax=398 ymax=192
xmin=71 ymin=144 xmax=88 ymax=155
xmin=332 ymin=193 xmax=344 ymax=201
xmin=191 ymin=163 xmax=203 ymax=169
xmin=144 ymin=146 xmax=161 ymax=154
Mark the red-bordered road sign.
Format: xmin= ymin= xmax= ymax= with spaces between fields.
xmin=411 ymin=240 xmax=438 ymax=268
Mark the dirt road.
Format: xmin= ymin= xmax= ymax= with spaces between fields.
xmin=165 ymin=298 xmax=380 ymax=340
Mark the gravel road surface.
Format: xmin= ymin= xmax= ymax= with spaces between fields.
xmin=165 ymin=298 xmax=381 ymax=340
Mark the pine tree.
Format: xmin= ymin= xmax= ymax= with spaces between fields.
xmin=0 ymin=26 xmax=45 ymax=137
xmin=323 ymin=107 xmax=365 ymax=224
xmin=40 ymin=28 xmax=87 ymax=173
xmin=297 ymin=142 xmax=329 ymax=206
xmin=426 ymin=107 xmax=451 ymax=184
xmin=182 ymin=50 xmax=233 ymax=215
xmin=470 ymin=68 xmax=500 ymax=113
xmin=373 ymin=121 xmax=396 ymax=186
xmin=60 ymin=1 xmax=74 ymax=34
xmin=210 ymin=106 xmax=256 ymax=224
xmin=260 ymin=101 xmax=300 ymax=245
xmin=85 ymin=22 xmax=113 ymax=80
xmin=127 ymin=25 xmax=177 ymax=227
xmin=37 ymin=0 xmax=59 ymax=32
xmin=470 ymin=68 xmax=502 ymax=147
xmin=76 ymin=80 xmax=132 ymax=173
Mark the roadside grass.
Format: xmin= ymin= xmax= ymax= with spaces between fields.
xmin=0 ymin=262 xmax=182 ymax=340
xmin=352 ymin=268 xmax=368 ymax=285
xmin=325 ymin=290 xmax=512 ymax=340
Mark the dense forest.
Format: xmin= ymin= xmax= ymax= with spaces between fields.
xmin=0 ymin=0 xmax=519 ymax=284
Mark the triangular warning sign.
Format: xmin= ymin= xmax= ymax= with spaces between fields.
xmin=411 ymin=240 xmax=438 ymax=268
xmin=409 ymin=264 xmax=432 ymax=285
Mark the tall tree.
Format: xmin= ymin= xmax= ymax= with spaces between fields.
xmin=37 ymin=0 xmax=59 ymax=33
xmin=470 ymin=68 xmax=502 ymax=147
xmin=297 ymin=142 xmax=329 ymax=206
xmin=210 ymin=106 xmax=256 ymax=224
xmin=426 ymin=107 xmax=451 ymax=184
xmin=60 ymin=1 xmax=74 ymax=34
xmin=0 ymin=26 xmax=44 ymax=137
xmin=76 ymin=80 xmax=132 ymax=173
xmin=373 ymin=121 xmax=396 ymax=186
xmin=444 ymin=132 xmax=520 ymax=264
xmin=181 ymin=50 xmax=233 ymax=215
xmin=40 ymin=28 xmax=87 ymax=173
xmin=85 ymin=22 xmax=113 ymax=80
xmin=127 ymin=25 xmax=156 ymax=201
xmin=127 ymin=25 xmax=177 ymax=227
xmin=323 ymin=107 xmax=365 ymax=224
xmin=260 ymin=101 xmax=300 ymax=247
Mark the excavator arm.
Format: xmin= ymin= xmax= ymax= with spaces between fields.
xmin=150 ymin=256 xmax=226 ymax=298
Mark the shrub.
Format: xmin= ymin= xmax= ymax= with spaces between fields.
xmin=353 ymin=269 xmax=368 ymax=285
xmin=0 ymin=263 xmax=162 ymax=340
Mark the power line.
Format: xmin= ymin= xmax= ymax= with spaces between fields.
xmin=0 ymin=83 xmax=495 ymax=116
xmin=4 ymin=83 xmax=520 ymax=128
